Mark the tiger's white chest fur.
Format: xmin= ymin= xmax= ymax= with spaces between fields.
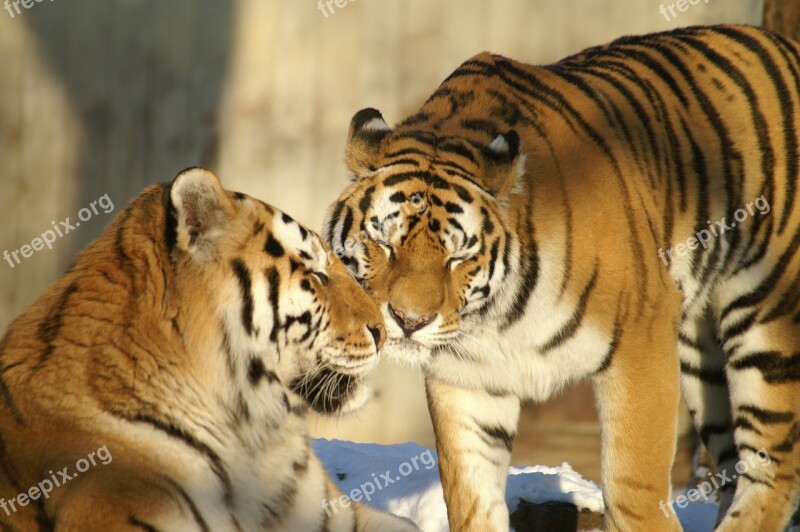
xmin=94 ymin=384 xmax=328 ymax=531
xmin=425 ymin=239 xmax=614 ymax=401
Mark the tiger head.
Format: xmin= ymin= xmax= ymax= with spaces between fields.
xmin=170 ymin=167 xmax=385 ymax=414
xmin=324 ymin=109 xmax=525 ymax=367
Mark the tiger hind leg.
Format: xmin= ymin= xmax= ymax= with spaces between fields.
xmin=677 ymin=309 xmax=738 ymax=523
xmin=714 ymin=290 xmax=800 ymax=531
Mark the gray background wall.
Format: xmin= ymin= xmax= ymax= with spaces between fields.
xmin=0 ymin=0 xmax=764 ymax=481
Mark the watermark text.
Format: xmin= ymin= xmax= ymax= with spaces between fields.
xmin=659 ymin=447 xmax=771 ymax=517
xmin=321 ymin=448 xmax=436 ymax=516
xmin=659 ymin=0 xmax=711 ymax=21
xmin=0 ymin=445 xmax=112 ymax=516
xmin=4 ymin=194 xmax=115 ymax=269
xmin=658 ymin=195 xmax=770 ymax=267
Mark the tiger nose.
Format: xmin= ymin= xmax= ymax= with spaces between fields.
xmin=388 ymin=304 xmax=435 ymax=337
xmin=367 ymin=323 xmax=386 ymax=351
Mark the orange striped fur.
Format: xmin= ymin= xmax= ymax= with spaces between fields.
xmin=0 ymin=168 xmax=415 ymax=531
xmin=326 ymin=25 xmax=800 ymax=531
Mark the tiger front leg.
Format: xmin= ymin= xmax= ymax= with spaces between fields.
xmin=425 ymin=377 xmax=521 ymax=531
xmin=592 ymin=308 xmax=683 ymax=532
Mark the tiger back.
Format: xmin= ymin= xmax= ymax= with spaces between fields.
xmin=0 ymin=167 xmax=416 ymax=531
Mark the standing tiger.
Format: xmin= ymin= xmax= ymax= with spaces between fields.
xmin=0 ymin=167 xmax=416 ymax=531
xmin=325 ymin=25 xmax=800 ymax=531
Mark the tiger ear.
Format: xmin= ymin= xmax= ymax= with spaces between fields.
xmin=345 ymin=108 xmax=391 ymax=179
xmin=170 ymin=167 xmax=235 ymax=256
xmin=483 ymin=130 xmax=526 ymax=197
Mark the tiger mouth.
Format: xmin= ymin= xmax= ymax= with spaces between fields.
xmin=289 ymin=367 xmax=357 ymax=414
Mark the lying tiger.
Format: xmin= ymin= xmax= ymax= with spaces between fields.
xmin=326 ymin=25 xmax=800 ymax=532
xmin=0 ymin=167 xmax=416 ymax=531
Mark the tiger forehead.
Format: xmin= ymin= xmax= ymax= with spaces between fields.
xmin=365 ymin=186 xmax=484 ymax=250
xmin=376 ymin=133 xmax=484 ymax=176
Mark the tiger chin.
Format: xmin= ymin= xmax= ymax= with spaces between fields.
xmin=326 ymin=25 xmax=800 ymax=532
xmin=0 ymin=167 xmax=417 ymax=531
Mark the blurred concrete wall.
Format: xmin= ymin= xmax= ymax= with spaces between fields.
xmin=0 ymin=0 xmax=763 ymax=474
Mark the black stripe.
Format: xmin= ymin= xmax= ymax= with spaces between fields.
xmin=359 ymin=186 xmax=375 ymax=214
xmin=681 ymin=117 xmax=712 ymax=279
xmin=699 ymin=422 xmax=731 ymax=443
xmin=737 ymin=443 xmax=767 ymax=457
xmin=162 ymin=184 xmax=178 ymax=253
xmin=0 ymin=338 xmax=23 ymax=425
xmin=740 ymin=472 xmax=773 ymax=488
xmin=717 ymin=445 xmax=739 ymax=465
xmin=730 ymin=351 xmax=800 ymax=383
xmin=231 ymin=260 xmax=256 ymax=336
xmin=385 ymin=157 xmax=421 ymax=167
xmin=444 ymin=202 xmax=464 ymax=214
xmin=736 ymin=209 xmax=773 ymax=273
xmin=220 ymin=328 xmax=237 ymax=378
xmin=678 ymin=332 xmax=703 ymax=351
xmin=594 ymin=310 xmax=622 ymax=374
xmin=720 ymin=311 xmax=757 ymax=344
xmin=114 ymin=209 xmax=139 ymax=299
xmin=539 ymin=265 xmax=599 ymax=353
xmin=264 ymin=235 xmax=285 ymax=258
xmin=36 ymin=282 xmax=79 ymax=368
xmin=340 ymin=207 xmax=354 ymax=245
xmin=501 ymin=245 xmax=538 ymax=328
xmin=447 ymin=217 xmax=464 ymax=234
xmin=487 ymin=239 xmax=499 ymax=281
xmin=382 ymin=170 xmax=441 ymax=189
xmin=390 ymin=131 xmax=436 ymax=146
xmin=461 ymin=118 xmax=500 ymax=138
xmin=734 ymin=416 xmax=762 ymax=436
xmin=679 ymin=361 xmax=726 ymax=385
xmin=0 ymin=373 xmax=23 ymax=425
xmin=760 ymin=269 xmax=800 ymax=323
xmin=120 ymin=413 xmax=233 ymax=507
xmin=451 ymin=183 xmax=473 ymax=203
xmin=475 ymin=423 xmax=515 ymax=452
xmin=266 ymin=267 xmax=281 ymax=343
xmin=601 ymin=58 xmax=682 ymax=204
xmin=386 ymin=147 xmax=429 ymax=158
xmin=772 ymin=422 xmax=800 ymax=453
xmin=501 ymin=230 xmax=512 ymax=276
xmin=129 ymin=517 xmax=161 ymax=532
xmin=717 ymin=27 xmax=797 ymax=233
xmin=479 ymin=207 xmax=494 ymax=235
xmin=248 ymin=357 xmax=268 ymax=385
xmin=492 ymin=58 xmax=650 ymax=314
xmin=438 ymin=141 xmax=478 ymax=164
xmin=604 ymin=44 xmax=691 ymax=106
xmin=326 ymin=201 xmax=345 ymax=244
xmin=720 ymin=225 xmax=800 ymax=320
xmin=398 ymin=111 xmax=431 ymax=127
xmin=553 ymin=65 xmax=660 ymax=194
xmin=646 ymin=38 xmax=742 ymax=271
xmin=738 ymin=404 xmax=794 ymax=424
xmin=682 ymin=33 xmax=773 ymax=252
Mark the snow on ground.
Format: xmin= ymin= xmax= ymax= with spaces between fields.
xmin=314 ymin=439 xmax=720 ymax=531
